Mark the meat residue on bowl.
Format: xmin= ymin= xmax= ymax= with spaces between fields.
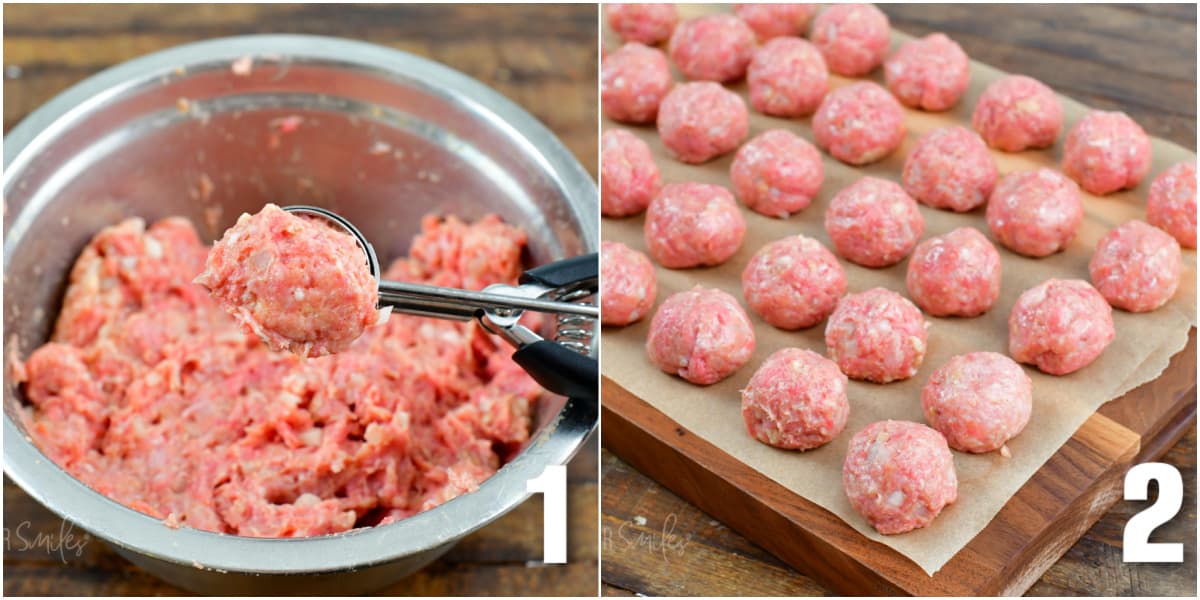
xmin=11 ymin=212 xmax=540 ymax=537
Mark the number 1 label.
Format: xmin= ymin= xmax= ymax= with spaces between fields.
xmin=527 ymin=464 xmax=567 ymax=564
xmin=1123 ymin=462 xmax=1183 ymax=563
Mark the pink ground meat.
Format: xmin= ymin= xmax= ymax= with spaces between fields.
xmin=906 ymin=227 xmax=1002 ymax=317
xmin=810 ymin=3 xmax=891 ymax=76
xmin=902 ymin=126 xmax=997 ymax=212
xmin=668 ymin=14 xmax=757 ymax=83
xmin=644 ymin=182 xmax=746 ymax=268
xmin=602 ymin=43 xmax=674 ymax=124
xmin=825 ymin=287 xmax=928 ymax=383
xmin=15 ymin=213 xmax=539 ymax=537
xmin=825 ymin=176 xmax=925 ymax=268
xmin=601 ymin=129 xmax=662 ymax=217
xmin=645 ymin=286 xmax=756 ymax=385
xmin=1062 ymin=110 xmax=1153 ymax=195
xmin=747 ymin=37 xmax=829 ymax=118
xmin=195 ymin=204 xmax=382 ymax=358
xmin=921 ymin=352 xmax=1032 ymax=454
xmin=742 ymin=235 xmax=846 ymax=330
xmin=1147 ymin=161 xmax=1197 ymax=249
xmin=657 ymin=81 xmax=750 ymax=164
xmin=600 ymin=240 xmax=657 ymax=326
xmin=741 ymin=347 xmax=848 ymax=450
xmin=730 ymin=129 xmax=825 ymax=218
xmin=1089 ymin=220 xmax=1183 ymax=313
xmin=842 ymin=420 xmax=957 ymax=535
xmin=812 ymin=82 xmax=907 ymax=166
xmin=734 ymin=3 xmax=818 ymax=41
xmin=1009 ymin=278 xmax=1115 ymax=375
xmin=972 ymin=75 xmax=1063 ymax=152
xmin=884 ymin=33 xmax=970 ymax=112
xmin=986 ymin=168 xmax=1083 ymax=257
xmin=606 ymin=3 xmax=678 ymax=45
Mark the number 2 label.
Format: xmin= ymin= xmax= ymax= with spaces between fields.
xmin=527 ymin=465 xmax=567 ymax=564
xmin=1123 ymin=462 xmax=1183 ymax=563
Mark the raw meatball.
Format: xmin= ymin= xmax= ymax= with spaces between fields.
xmin=601 ymin=129 xmax=662 ymax=218
xmin=902 ymin=126 xmax=997 ymax=212
xmin=810 ymin=3 xmax=891 ymax=76
xmin=842 ymin=420 xmax=957 ymax=535
xmin=746 ymin=37 xmax=829 ymax=118
xmin=606 ymin=3 xmax=678 ymax=45
xmin=825 ymin=177 xmax=925 ymax=268
xmin=986 ymin=168 xmax=1083 ymax=257
xmin=742 ymin=348 xmax=848 ymax=450
xmin=1062 ymin=110 xmax=1153 ymax=195
xmin=1147 ymin=161 xmax=1197 ymax=249
xmin=735 ymin=4 xmax=817 ymax=40
xmin=645 ymin=286 xmax=755 ymax=385
xmin=884 ymin=33 xmax=970 ymax=111
xmin=600 ymin=241 xmax=657 ymax=326
xmin=1009 ymin=279 xmax=1115 ymax=375
xmin=730 ymin=129 xmax=825 ymax=218
xmin=195 ymin=203 xmax=382 ymax=358
xmin=922 ymin=352 xmax=1032 ymax=454
xmin=906 ymin=228 xmax=1001 ymax=317
xmin=742 ymin=235 xmax=846 ymax=330
xmin=972 ymin=75 xmax=1063 ymax=151
xmin=1089 ymin=220 xmax=1183 ymax=313
xmin=602 ymin=43 xmax=674 ymax=124
xmin=657 ymin=82 xmax=750 ymax=163
xmin=644 ymin=182 xmax=747 ymax=268
xmin=668 ymin=14 xmax=757 ymax=83
xmin=825 ymin=288 xmax=928 ymax=383
xmin=813 ymin=82 xmax=906 ymax=165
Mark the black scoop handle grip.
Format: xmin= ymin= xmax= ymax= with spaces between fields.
xmin=512 ymin=340 xmax=598 ymax=402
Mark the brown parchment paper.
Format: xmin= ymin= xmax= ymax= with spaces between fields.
xmin=600 ymin=5 xmax=1197 ymax=576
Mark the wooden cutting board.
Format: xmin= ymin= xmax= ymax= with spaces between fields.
xmin=601 ymin=4 xmax=1197 ymax=596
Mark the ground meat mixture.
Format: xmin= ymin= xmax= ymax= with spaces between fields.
xmin=812 ymin=82 xmax=907 ymax=166
xmin=602 ymin=43 xmax=674 ymax=125
xmin=730 ymin=129 xmax=825 ymax=218
xmin=1146 ymin=161 xmax=1197 ymax=249
xmin=746 ymin=37 xmax=829 ymax=118
xmin=600 ymin=240 xmax=657 ymax=326
xmin=986 ymin=168 xmax=1083 ymax=257
xmin=825 ymin=176 xmax=925 ymax=268
xmin=906 ymin=227 xmax=1002 ymax=318
xmin=645 ymin=286 xmax=755 ymax=385
xmin=657 ymin=81 xmax=750 ymax=164
xmin=1089 ymin=220 xmax=1183 ymax=313
xmin=195 ymin=204 xmax=383 ymax=358
xmin=14 ymin=212 xmax=540 ymax=537
xmin=1062 ymin=110 xmax=1153 ymax=195
xmin=668 ymin=14 xmax=757 ymax=83
xmin=601 ymin=129 xmax=662 ymax=218
xmin=734 ymin=3 xmax=817 ymax=41
xmin=825 ymin=288 xmax=928 ymax=383
xmin=810 ymin=3 xmax=891 ymax=77
xmin=1008 ymin=278 xmax=1115 ymax=375
xmin=972 ymin=75 xmax=1063 ymax=152
xmin=742 ymin=235 xmax=846 ymax=330
xmin=902 ymin=126 xmax=997 ymax=212
xmin=742 ymin=347 xmax=848 ymax=450
xmin=884 ymin=33 xmax=970 ymax=112
xmin=842 ymin=420 xmax=957 ymax=535
xmin=606 ymin=3 xmax=679 ymax=45
xmin=644 ymin=182 xmax=746 ymax=268
xmin=921 ymin=352 xmax=1032 ymax=454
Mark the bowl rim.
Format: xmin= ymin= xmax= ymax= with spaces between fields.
xmin=2 ymin=33 xmax=597 ymax=575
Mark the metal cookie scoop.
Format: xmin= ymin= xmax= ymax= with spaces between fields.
xmin=284 ymin=205 xmax=598 ymax=401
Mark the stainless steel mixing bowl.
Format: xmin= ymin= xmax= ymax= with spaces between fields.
xmin=2 ymin=34 xmax=597 ymax=594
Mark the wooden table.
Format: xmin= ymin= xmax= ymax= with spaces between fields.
xmin=2 ymin=3 xmax=598 ymax=596
xmin=601 ymin=3 xmax=1196 ymax=596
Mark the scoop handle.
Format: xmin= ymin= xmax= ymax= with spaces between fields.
xmin=512 ymin=340 xmax=598 ymax=402
xmin=520 ymin=253 xmax=598 ymax=290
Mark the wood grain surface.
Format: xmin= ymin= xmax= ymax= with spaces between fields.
xmin=600 ymin=3 xmax=1196 ymax=597
xmin=2 ymin=3 xmax=599 ymax=596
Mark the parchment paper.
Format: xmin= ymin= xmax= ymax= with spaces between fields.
xmin=601 ymin=5 xmax=1197 ymax=576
